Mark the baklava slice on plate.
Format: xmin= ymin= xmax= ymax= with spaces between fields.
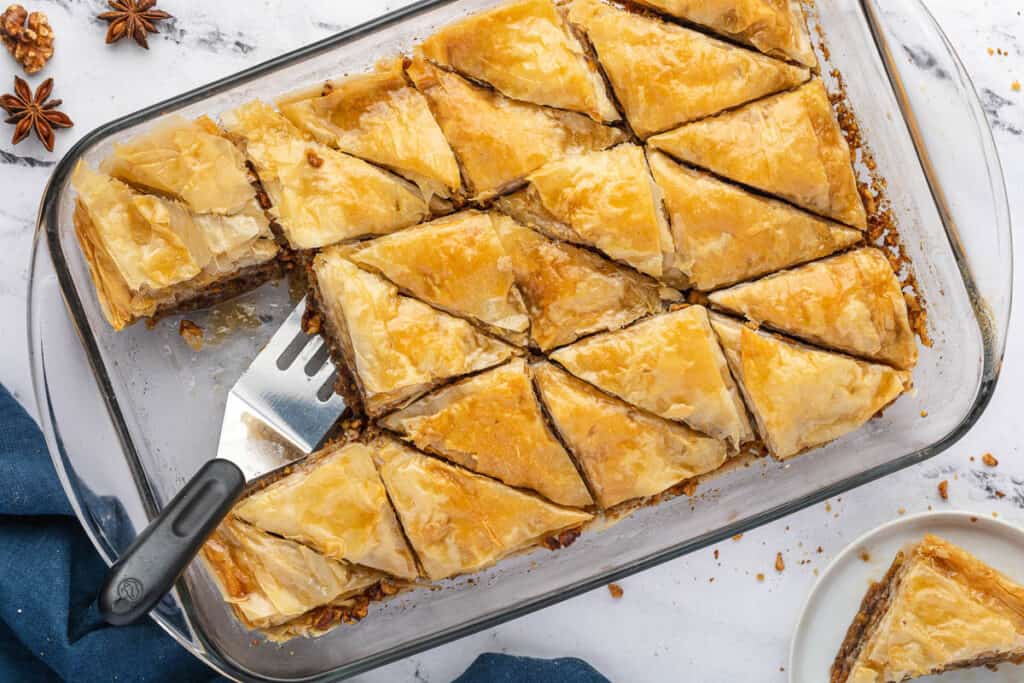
xmin=648 ymin=150 xmax=862 ymax=291
xmin=277 ymin=59 xmax=462 ymax=202
xmin=340 ymin=211 xmax=529 ymax=345
xmin=832 ymin=535 xmax=1024 ymax=683
xmin=233 ymin=441 xmax=420 ymax=579
xmin=492 ymin=215 xmax=675 ymax=351
xmin=628 ymin=0 xmax=817 ymax=67
xmin=202 ymin=518 xmax=385 ymax=640
xmin=221 ymin=100 xmax=429 ymax=250
xmin=549 ymin=305 xmax=753 ymax=449
xmin=566 ymin=0 xmax=809 ymax=138
xmin=373 ymin=437 xmax=593 ymax=581
xmin=382 ymin=359 xmax=594 ymax=508
xmin=416 ymin=0 xmax=618 ymax=122
xmin=710 ymin=315 xmax=911 ymax=460
xmin=649 ymin=80 xmax=868 ymax=229
xmin=311 ymin=246 xmax=516 ymax=416
xmin=533 ymin=362 xmax=727 ymax=509
xmin=72 ymin=162 xmax=279 ymax=330
xmin=496 ymin=144 xmax=684 ymax=286
xmin=406 ymin=58 xmax=625 ymax=201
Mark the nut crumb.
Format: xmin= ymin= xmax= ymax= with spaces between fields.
xmin=756 ymin=573 xmax=765 ymax=582
xmin=996 ymin=491 xmax=1006 ymax=499
xmin=938 ymin=480 xmax=949 ymax=500
xmin=897 ymin=507 xmax=906 ymax=515
xmin=179 ymin=319 xmax=204 ymax=351
xmin=732 ymin=533 xmax=743 ymax=542
xmin=607 ymin=583 xmax=623 ymax=599
xmin=774 ymin=552 xmax=785 ymax=572
xmin=1013 ymin=81 xmax=1022 ymax=92
xmin=816 ymin=546 xmax=823 ymax=554
xmin=713 ymin=549 xmax=719 ymax=560
xmin=681 ymin=478 xmax=699 ymax=497
xmin=982 ymin=453 xmax=999 ymax=467
xmin=993 ymin=512 xmax=999 ymax=518
xmin=306 ymin=149 xmax=324 ymax=168
xmin=859 ymin=550 xmax=871 ymax=563
xmin=919 ymin=410 xmax=928 ymax=418
xmin=301 ymin=308 xmax=322 ymax=336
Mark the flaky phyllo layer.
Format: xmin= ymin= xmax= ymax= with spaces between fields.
xmin=69 ymin=0 xmax=926 ymax=641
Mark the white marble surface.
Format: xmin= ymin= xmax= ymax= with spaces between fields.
xmin=1 ymin=1 xmax=1022 ymax=681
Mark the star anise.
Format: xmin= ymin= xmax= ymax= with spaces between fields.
xmin=98 ymin=0 xmax=172 ymax=50
xmin=0 ymin=76 xmax=72 ymax=151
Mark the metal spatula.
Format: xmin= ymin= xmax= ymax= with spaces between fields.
xmin=98 ymin=298 xmax=347 ymax=625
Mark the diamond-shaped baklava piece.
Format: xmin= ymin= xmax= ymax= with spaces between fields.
xmin=497 ymin=144 xmax=684 ymax=285
xmin=277 ymin=59 xmax=461 ymax=201
xmin=233 ymin=441 xmax=419 ymax=579
xmin=373 ymin=437 xmax=593 ymax=580
xmin=550 ymin=306 xmax=753 ymax=449
xmin=629 ymin=0 xmax=817 ymax=67
xmin=341 ymin=211 xmax=529 ymax=345
xmin=566 ymin=0 xmax=809 ymax=138
xmin=406 ymin=57 xmax=626 ymax=201
xmin=202 ymin=518 xmax=384 ymax=637
xmin=492 ymin=215 xmax=675 ymax=351
xmin=709 ymin=248 xmax=918 ymax=370
xmin=416 ymin=0 xmax=618 ymax=122
xmin=312 ymin=246 xmax=516 ymax=416
xmin=648 ymin=150 xmax=862 ymax=291
xmin=221 ymin=100 xmax=429 ymax=250
xmin=533 ymin=362 xmax=727 ymax=509
xmin=72 ymin=162 xmax=279 ymax=330
xmin=382 ymin=359 xmax=593 ymax=508
xmin=649 ymin=80 xmax=867 ymax=229
xmin=710 ymin=314 xmax=911 ymax=460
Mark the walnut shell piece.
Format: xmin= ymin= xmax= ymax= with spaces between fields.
xmin=0 ymin=4 xmax=54 ymax=74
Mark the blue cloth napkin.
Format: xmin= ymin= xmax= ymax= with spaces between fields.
xmin=0 ymin=384 xmax=610 ymax=682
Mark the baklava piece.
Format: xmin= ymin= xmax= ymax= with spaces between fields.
xmin=233 ymin=441 xmax=419 ymax=579
xmin=629 ymin=0 xmax=817 ymax=67
xmin=416 ymin=0 xmax=618 ymax=122
xmin=533 ymin=362 xmax=727 ymax=509
xmin=649 ymin=80 xmax=868 ymax=229
xmin=496 ymin=144 xmax=684 ymax=285
xmin=340 ymin=211 xmax=530 ymax=345
xmin=566 ymin=0 xmax=809 ymax=138
xmin=709 ymin=248 xmax=918 ymax=370
xmin=202 ymin=518 xmax=385 ymax=639
xmin=648 ymin=150 xmax=862 ymax=291
xmin=311 ymin=246 xmax=516 ymax=416
xmin=492 ymin=214 xmax=676 ymax=351
xmin=72 ymin=162 xmax=279 ymax=330
xmin=277 ymin=59 xmax=462 ymax=201
xmin=220 ymin=100 xmax=429 ymax=250
xmin=382 ymin=359 xmax=594 ymax=508
xmin=710 ymin=315 xmax=911 ymax=460
xmin=550 ymin=306 xmax=753 ymax=449
xmin=832 ymin=535 xmax=1024 ymax=683
xmin=373 ymin=437 xmax=593 ymax=580
xmin=406 ymin=57 xmax=626 ymax=201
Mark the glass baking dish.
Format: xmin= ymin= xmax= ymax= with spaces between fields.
xmin=27 ymin=0 xmax=1012 ymax=680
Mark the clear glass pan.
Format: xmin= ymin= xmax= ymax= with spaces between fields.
xmin=28 ymin=0 xmax=1012 ymax=680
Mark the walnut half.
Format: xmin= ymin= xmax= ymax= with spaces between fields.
xmin=1 ymin=5 xmax=54 ymax=75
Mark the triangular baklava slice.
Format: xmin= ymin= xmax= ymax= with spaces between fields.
xmin=341 ymin=211 xmax=529 ymax=345
xmin=202 ymin=518 xmax=385 ymax=638
xmin=382 ymin=359 xmax=593 ymax=508
xmin=648 ymin=150 xmax=862 ymax=291
xmin=550 ymin=306 xmax=752 ymax=449
xmin=72 ymin=162 xmax=279 ymax=330
xmin=629 ymin=0 xmax=816 ymax=67
xmin=533 ymin=362 xmax=727 ymax=509
xmin=416 ymin=0 xmax=618 ymax=122
xmin=566 ymin=0 xmax=809 ymax=138
xmin=649 ymin=80 xmax=867 ymax=228
xmin=710 ymin=314 xmax=911 ymax=460
xmin=233 ymin=441 xmax=419 ymax=579
xmin=221 ymin=100 xmax=429 ymax=249
xmin=709 ymin=248 xmax=918 ymax=370
xmin=373 ymin=437 xmax=593 ymax=580
xmin=496 ymin=144 xmax=684 ymax=285
xmin=312 ymin=246 xmax=516 ymax=415
xmin=406 ymin=57 xmax=626 ymax=201
xmin=492 ymin=214 xmax=674 ymax=351
xmin=833 ymin=535 xmax=1024 ymax=683
xmin=277 ymin=59 xmax=462 ymax=201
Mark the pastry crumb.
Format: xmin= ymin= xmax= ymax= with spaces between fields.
xmin=713 ymin=549 xmax=719 ymax=560
xmin=919 ymin=410 xmax=928 ymax=418
xmin=179 ymin=319 xmax=204 ymax=351
xmin=982 ymin=453 xmax=999 ymax=467
xmin=897 ymin=507 xmax=906 ymax=515
xmin=306 ymin=149 xmax=324 ymax=168
xmin=996 ymin=491 xmax=1006 ymax=499
xmin=301 ymin=308 xmax=322 ymax=335
xmin=732 ymin=533 xmax=743 ymax=542
xmin=774 ymin=552 xmax=785 ymax=572
xmin=681 ymin=479 xmax=699 ymax=497
xmin=859 ymin=550 xmax=871 ymax=562
xmin=756 ymin=573 xmax=765 ymax=582
xmin=1013 ymin=81 xmax=1021 ymax=92
xmin=938 ymin=480 xmax=949 ymax=500
xmin=607 ymin=583 xmax=623 ymax=599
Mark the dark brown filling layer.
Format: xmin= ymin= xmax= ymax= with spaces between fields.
xmin=150 ymin=259 xmax=283 ymax=323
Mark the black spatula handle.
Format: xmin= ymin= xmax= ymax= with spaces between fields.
xmin=98 ymin=459 xmax=246 ymax=625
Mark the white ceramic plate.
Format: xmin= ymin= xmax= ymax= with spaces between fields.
xmin=789 ymin=511 xmax=1024 ymax=682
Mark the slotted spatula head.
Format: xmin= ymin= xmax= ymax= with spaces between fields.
xmin=217 ymin=296 xmax=348 ymax=481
